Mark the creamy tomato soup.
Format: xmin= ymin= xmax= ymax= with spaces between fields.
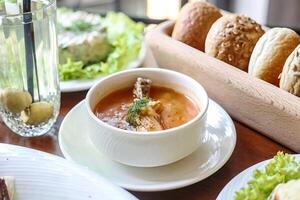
xmin=94 ymin=85 xmax=199 ymax=132
xmin=94 ymin=77 xmax=200 ymax=132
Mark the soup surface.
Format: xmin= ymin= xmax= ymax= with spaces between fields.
xmin=94 ymin=85 xmax=199 ymax=132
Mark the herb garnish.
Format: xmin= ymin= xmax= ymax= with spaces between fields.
xmin=126 ymin=98 xmax=150 ymax=126
xmin=65 ymin=20 xmax=93 ymax=32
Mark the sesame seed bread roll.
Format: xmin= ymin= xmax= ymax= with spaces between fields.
xmin=172 ymin=1 xmax=222 ymax=51
xmin=205 ymin=14 xmax=264 ymax=71
xmin=249 ymin=28 xmax=300 ymax=86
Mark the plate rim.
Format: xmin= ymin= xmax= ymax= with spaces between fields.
xmin=0 ymin=143 xmax=138 ymax=199
xmin=58 ymin=99 xmax=237 ymax=192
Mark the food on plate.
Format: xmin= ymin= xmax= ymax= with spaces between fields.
xmin=20 ymin=101 xmax=54 ymax=125
xmin=57 ymin=8 xmax=110 ymax=65
xmin=248 ymin=28 xmax=300 ymax=86
xmin=205 ymin=14 xmax=264 ymax=71
xmin=94 ymin=77 xmax=199 ymax=132
xmin=0 ymin=177 xmax=14 ymax=200
xmin=57 ymin=8 xmax=144 ymax=81
xmin=235 ymin=152 xmax=300 ymax=200
xmin=172 ymin=1 xmax=222 ymax=51
xmin=268 ymin=179 xmax=300 ymax=200
xmin=0 ymin=88 xmax=32 ymax=113
xmin=279 ymin=44 xmax=300 ymax=97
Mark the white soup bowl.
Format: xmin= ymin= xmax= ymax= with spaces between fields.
xmin=86 ymin=68 xmax=209 ymax=167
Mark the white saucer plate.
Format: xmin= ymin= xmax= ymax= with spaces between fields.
xmin=0 ymin=143 xmax=137 ymax=200
xmin=217 ymin=155 xmax=300 ymax=200
xmin=59 ymin=99 xmax=236 ymax=192
xmin=60 ymin=42 xmax=147 ymax=93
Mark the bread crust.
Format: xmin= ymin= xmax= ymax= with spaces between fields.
xmin=280 ymin=44 xmax=300 ymax=96
xmin=249 ymin=28 xmax=300 ymax=86
xmin=205 ymin=14 xmax=264 ymax=71
xmin=172 ymin=1 xmax=222 ymax=51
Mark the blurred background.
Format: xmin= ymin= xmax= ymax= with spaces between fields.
xmin=57 ymin=0 xmax=300 ymax=33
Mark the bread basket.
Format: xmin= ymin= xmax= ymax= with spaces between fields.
xmin=146 ymin=21 xmax=300 ymax=152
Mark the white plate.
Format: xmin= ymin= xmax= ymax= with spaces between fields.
xmin=60 ymin=42 xmax=147 ymax=93
xmin=217 ymin=154 xmax=300 ymax=200
xmin=58 ymin=99 xmax=236 ymax=192
xmin=0 ymin=143 xmax=137 ymax=200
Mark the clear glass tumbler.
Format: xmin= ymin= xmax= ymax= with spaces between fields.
xmin=0 ymin=0 xmax=60 ymax=137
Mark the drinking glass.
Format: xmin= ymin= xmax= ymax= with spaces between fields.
xmin=0 ymin=0 xmax=60 ymax=136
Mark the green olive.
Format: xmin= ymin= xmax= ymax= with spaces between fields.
xmin=0 ymin=88 xmax=32 ymax=113
xmin=21 ymin=101 xmax=54 ymax=125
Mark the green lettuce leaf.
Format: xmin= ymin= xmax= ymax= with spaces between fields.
xmin=234 ymin=152 xmax=300 ymax=200
xmin=59 ymin=11 xmax=144 ymax=81
xmin=100 ymin=12 xmax=144 ymax=74
xmin=59 ymin=59 xmax=104 ymax=80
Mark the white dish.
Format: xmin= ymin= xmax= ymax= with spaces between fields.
xmin=86 ymin=68 xmax=209 ymax=167
xmin=0 ymin=143 xmax=138 ymax=200
xmin=58 ymin=99 xmax=236 ymax=192
xmin=60 ymin=42 xmax=147 ymax=93
xmin=217 ymin=154 xmax=300 ymax=200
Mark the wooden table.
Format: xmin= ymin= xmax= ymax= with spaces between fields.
xmin=0 ymin=91 xmax=293 ymax=200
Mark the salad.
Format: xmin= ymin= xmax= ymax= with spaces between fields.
xmin=235 ymin=152 xmax=300 ymax=200
xmin=57 ymin=8 xmax=145 ymax=81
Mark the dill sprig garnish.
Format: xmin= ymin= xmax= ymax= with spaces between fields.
xmin=126 ymin=98 xmax=150 ymax=126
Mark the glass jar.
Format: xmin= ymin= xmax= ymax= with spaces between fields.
xmin=0 ymin=0 xmax=60 ymax=137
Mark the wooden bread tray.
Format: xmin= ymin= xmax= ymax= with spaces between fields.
xmin=146 ymin=21 xmax=300 ymax=152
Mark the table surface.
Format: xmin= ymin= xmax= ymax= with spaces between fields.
xmin=0 ymin=91 xmax=293 ymax=200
